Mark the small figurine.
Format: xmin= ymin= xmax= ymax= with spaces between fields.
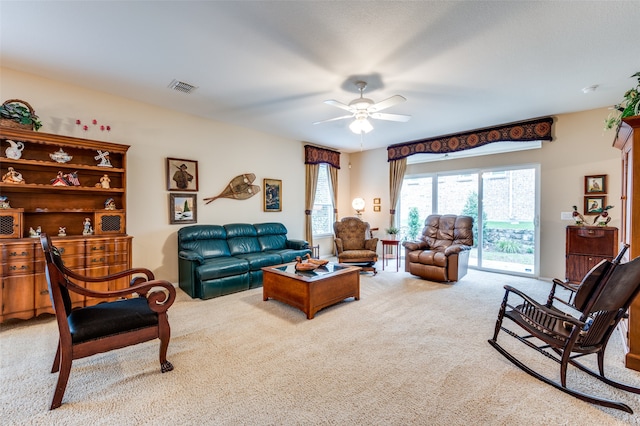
xmin=95 ymin=150 xmax=112 ymax=167
xmin=0 ymin=195 xmax=10 ymax=209
xmin=82 ymin=217 xmax=93 ymax=235
xmin=592 ymin=205 xmax=614 ymax=226
xmin=2 ymin=167 xmax=25 ymax=184
xmin=29 ymin=227 xmax=38 ymax=238
xmin=5 ymin=140 xmax=24 ymax=160
xmin=51 ymin=171 xmax=70 ymax=186
xmin=571 ymin=205 xmax=585 ymax=225
xmin=64 ymin=171 xmax=81 ymax=186
xmin=49 ymin=148 xmax=72 ymax=163
xmin=104 ymin=197 xmax=116 ymax=210
xmin=58 ymin=226 xmax=66 ymax=237
xmin=100 ymin=174 xmax=111 ymax=189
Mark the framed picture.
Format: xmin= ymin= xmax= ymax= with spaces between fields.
xmin=584 ymin=174 xmax=606 ymax=194
xmin=373 ymin=198 xmax=381 ymax=205
xmin=373 ymin=205 xmax=381 ymax=212
xmin=584 ymin=196 xmax=606 ymax=215
xmin=263 ymin=178 xmax=282 ymax=212
xmin=167 ymin=158 xmax=198 ymax=191
xmin=170 ymin=193 xmax=197 ymax=224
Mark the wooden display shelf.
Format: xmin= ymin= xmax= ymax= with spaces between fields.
xmin=0 ymin=183 xmax=124 ymax=193
xmin=0 ymin=157 xmax=125 ymax=173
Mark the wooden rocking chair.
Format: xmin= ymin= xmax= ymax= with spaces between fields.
xmin=40 ymin=234 xmax=176 ymax=409
xmin=488 ymin=244 xmax=640 ymax=413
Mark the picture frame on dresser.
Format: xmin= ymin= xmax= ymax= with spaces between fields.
xmin=167 ymin=157 xmax=198 ymax=192
xmin=584 ymin=195 xmax=606 ymax=214
xmin=584 ymin=174 xmax=606 ymax=194
xmin=169 ymin=193 xmax=197 ymax=224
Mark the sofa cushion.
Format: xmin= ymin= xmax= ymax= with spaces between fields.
xmin=178 ymin=225 xmax=230 ymax=259
xmin=225 ymin=223 xmax=262 ymax=255
xmin=234 ymin=252 xmax=283 ymax=270
xmin=197 ymin=257 xmax=250 ymax=281
xmin=266 ymin=249 xmax=308 ymax=263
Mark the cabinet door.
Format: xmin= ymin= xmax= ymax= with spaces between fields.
xmin=566 ymin=254 xmax=610 ymax=283
xmin=84 ymin=266 xmax=110 ymax=306
xmin=1 ymin=275 xmax=35 ymax=320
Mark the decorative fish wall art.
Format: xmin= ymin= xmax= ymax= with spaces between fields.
xmin=204 ymin=173 xmax=260 ymax=204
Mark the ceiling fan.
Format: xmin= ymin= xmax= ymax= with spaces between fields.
xmin=314 ymin=81 xmax=411 ymax=134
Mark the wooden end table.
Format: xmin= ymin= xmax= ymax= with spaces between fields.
xmin=381 ymin=238 xmax=400 ymax=272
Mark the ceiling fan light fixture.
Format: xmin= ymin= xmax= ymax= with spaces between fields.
xmin=350 ymin=118 xmax=373 ymax=134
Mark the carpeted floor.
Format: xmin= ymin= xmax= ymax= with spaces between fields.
xmin=1 ymin=267 xmax=639 ymax=425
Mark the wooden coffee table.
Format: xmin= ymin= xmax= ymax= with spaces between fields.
xmin=262 ymin=262 xmax=360 ymax=319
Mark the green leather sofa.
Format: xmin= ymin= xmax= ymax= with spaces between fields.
xmin=178 ymin=223 xmax=310 ymax=299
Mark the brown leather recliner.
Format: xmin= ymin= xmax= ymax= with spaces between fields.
xmin=402 ymin=214 xmax=473 ymax=282
xmin=333 ymin=216 xmax=378 ymax=275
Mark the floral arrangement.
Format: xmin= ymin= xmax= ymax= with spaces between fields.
xmin=604 ymin=72 xmax=640 ymax=131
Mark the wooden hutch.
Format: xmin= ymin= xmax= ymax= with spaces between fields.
xmin=0 ymin=126 xmax=131 ymax=322
xmin=613 ymin=115 xmax=640 ymax=371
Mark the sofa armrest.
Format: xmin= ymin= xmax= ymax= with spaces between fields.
xmin=444 ymin=244 xmax=471 ymax=256
xmin=178 ymin=250 xmax=204 ymax=265
xmin=334 ymin=238 xmax=344 ymax=254
xmin=402 ymin=240 xmax=427 ymax=251
xmin=286 ymin=239 xmax=310 ymax=250
xmin=364 ymin=238 xmax=378 ymax=251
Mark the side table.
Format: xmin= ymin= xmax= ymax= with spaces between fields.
xmin=380 ymin=239 xmax=400 ymax=272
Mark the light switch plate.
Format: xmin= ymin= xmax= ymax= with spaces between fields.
xmin=560 ymin=211 xmax=574 ymax=220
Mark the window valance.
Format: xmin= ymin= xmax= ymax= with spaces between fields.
xmin=304 ymin=144 xmax=341 ymax=169
xmin=387 ymin=117 xmax=553 ymax=161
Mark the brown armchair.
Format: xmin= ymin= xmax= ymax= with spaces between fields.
xmin=402 ymin=214 xmax=473 ymax=282
xmin=333 ymin=216 xmax=378 ymax=274
xmin=40 ymin=234 xmax=176 ymax=409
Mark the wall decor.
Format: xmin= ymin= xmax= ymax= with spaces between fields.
xmin=584 ymin=196 xmax=606 ymax=215
xmin=167 ymin=157 xmax=198 ymax=191
xmin=203 ymin=173 xmax=259 ymax=204
xmin=373 ymin=198 xmax=381 ymax=205
xmin=584 ymin=174 xmax=606 ymax=194
xmin=170 ymin=193 xmax=197 ymax=224
xmin=263 ymin=178 xmax=282 ymax=212
xmin=373 ymin=205 xmax=381 ymax=212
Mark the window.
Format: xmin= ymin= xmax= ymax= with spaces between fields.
xmin=312 ymin=164 xmax=334 ymax=236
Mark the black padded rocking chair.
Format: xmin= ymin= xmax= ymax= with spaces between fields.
xmin=40 ymin=234 xmax=176 ymax=409
xmin=488 ymin=244 xmax=640 ymax=413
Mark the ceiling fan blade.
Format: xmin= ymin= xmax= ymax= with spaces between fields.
xmin=324 ymin=99 xmax=354 ymax=112
xmin=369 ymin=95 xmax=406 ymax=112
xmin=369 ymin=112 xmax=411 ymax=122
xmin=313 ymin=114 xmax=354 ymax=125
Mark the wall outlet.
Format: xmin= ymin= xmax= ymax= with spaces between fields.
xmin=560 ymin=211 xmax=574 ymax=221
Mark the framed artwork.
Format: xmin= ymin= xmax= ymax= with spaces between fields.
xmin=263 ymin=179 xmax=282 ymax=212
xmin=167 ymin=158 xmax=198 ymax=191
xmin=373 ymin=205 xmax=381 ymax=212
xmin=584 ymin=174 xmax=606 ymax=194
xmin=584 ymin=196 xmax=606 ymax=215
xmin=373 ymin=198 xmax=381 ymax=205
xmin=170 ymin=193 xmax=197 ymax=224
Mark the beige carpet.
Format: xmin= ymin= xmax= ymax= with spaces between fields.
xmin=2 ymin=268 xmax=640 ymax=425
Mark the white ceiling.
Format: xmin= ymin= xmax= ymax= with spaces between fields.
xmin=1 ymin=1 xmax=639 ymax=153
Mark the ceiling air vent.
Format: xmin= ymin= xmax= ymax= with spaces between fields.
xmin=168 ymin=79 xmax=197 ymax=94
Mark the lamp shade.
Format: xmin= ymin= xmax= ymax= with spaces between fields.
xmin=349 ymin=118 xmax=373 ymax=134
xmin=352 ymin=197 xmax=365 ymax=212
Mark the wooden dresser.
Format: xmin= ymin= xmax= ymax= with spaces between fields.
xmin=565 ymin=225 xmax=618 ymax=283
xmin=0 ymin=126 xmax=131 ymax=322
xmin=614 ymin=115 xmax=640 ymax=371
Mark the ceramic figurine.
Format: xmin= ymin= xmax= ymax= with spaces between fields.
xmin=82 ymin=217 xmax=93 ymax=235
xmin=571 ymin=205 xmax=585 ymax=225
xmin=29 ymin=227 xmax=38 ymax=238
xmin=58 ymin=226 xmax=66 ymax=237
xmin=5 ymin=140 xmax=24 ymax=159
xmin=64 ymin=171 xmax=81 ymax=186
xmin=51 ymin=171 xmax=70 ymax=186
xmin=100 ymin=174 xmax=111 ymax=189
xmin=95 ymin=150 xmax=112 ymax=167
xmin=592 ymin=205 xmax=614 ymax=226
xmin=0 ymin=196 xmax=10 ymax=209
xmin=104 ymin=198 xmax=116 ymax=210
xmin=2 ymin=167 xmax=25 ymax=184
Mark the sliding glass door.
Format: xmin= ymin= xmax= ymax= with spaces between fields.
xmin=399 ymin=165 xmax=539 ymax=276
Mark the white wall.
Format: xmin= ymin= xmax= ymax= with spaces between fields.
xmin=347 ymin=108 xmax=622 ymax=280
xmin=1 ymin=68 xmax=321 ymax=282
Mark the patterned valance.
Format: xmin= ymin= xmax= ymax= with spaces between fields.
xmin=387 ymin=117 xmax=554 ymax=161
xmin=304 ymin=144 xmax=340 ymax=169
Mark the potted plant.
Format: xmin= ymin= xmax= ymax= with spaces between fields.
xmin=385 ymin=226 xmax=400 ymax=239
xmin=604 ymin=72 xmax=640 ymax=131
xmin=0 ymin=99 xmax=42 ymax=131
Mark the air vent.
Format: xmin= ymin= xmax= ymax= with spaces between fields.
xmin=168 ymin=79 xmax=197 ymax=94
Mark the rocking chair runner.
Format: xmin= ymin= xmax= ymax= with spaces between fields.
xmin=488 ymin=244 xmax=640 ymax=413
xmin=40 ymin=234 xmax=176 ymax=409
